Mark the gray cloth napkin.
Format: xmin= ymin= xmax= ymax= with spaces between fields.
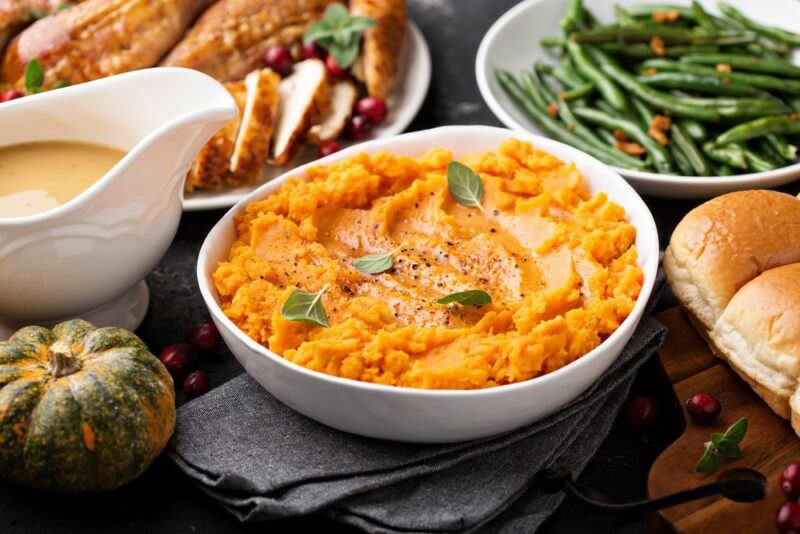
xmin=169 ymin=305 xmax=666 ymax=533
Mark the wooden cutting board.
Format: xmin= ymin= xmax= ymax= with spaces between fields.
xmin=647 ymin=307 xmax=800 ymax=533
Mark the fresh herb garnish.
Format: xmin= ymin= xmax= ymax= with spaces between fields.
xmin=281 ymin=284 xmax=330 ymax=327
xmin=303 ymin=2 xmax=376 ymax=69
xmin=51 ymin=80 xmax=70 ymax=90
xmin=696 ymin=417 xmax=748 ymax=473
xmin=354 ymin=244 xmax=404 ymax=274
xmin=447 ymin=161 xmax=485 ymax=211
xmin=25 ymin=60 xmax=44 ymax=94
xmin=55 ymin=2 xmax=71 ymax=12
xmin=27 ymin=8 xmax=48 ymax=19
xmin=437 ymin=290 xmax=492 ymax=306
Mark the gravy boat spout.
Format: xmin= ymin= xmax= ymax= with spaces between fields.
xmin=0 ymin=68 xmax=237 ymax=335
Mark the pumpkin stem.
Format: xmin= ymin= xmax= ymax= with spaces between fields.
xmin=49 ymin=342 xmax=83 ymax=377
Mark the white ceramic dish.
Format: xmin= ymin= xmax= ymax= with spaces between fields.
xmin=183 ymin=21 xmax=432 ymax=211
xmin=0 ymin=68 xmax=237 ymax=338
xmin=476 ymin=0 xmax=800 ymax=198
xmin=197 ymin=125 xmax=660 ymax=443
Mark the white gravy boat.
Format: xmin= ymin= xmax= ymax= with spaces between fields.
xmin=0 ymin=68 xmax=237 ymax=337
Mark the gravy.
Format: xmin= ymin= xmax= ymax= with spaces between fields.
xmin=0 ymin=141 xmax=125 ymax=218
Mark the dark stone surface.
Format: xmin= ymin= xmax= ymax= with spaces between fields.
xmin=2 ymin=1 xmax=794 ymax=532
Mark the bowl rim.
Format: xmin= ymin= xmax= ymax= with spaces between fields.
xmin=197 ymin=125 xmax=659 ymax=398
xmin=474 ymin=0 xmax=800 ymax=188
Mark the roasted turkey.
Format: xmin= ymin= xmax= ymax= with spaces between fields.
xmin=0 ymin=0 xmax=88 ymax=51
xmin=161 ymin=0 xmax=335 ymax=82
xmin=0 ymin=0 xmax=216 ymax=91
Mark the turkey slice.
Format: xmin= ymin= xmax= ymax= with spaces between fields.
xmin=185 ymin=80 xmax=246 ymax=192
xmin=308 ymin=80 xmax=357 ymax=145
xmin=271 ymin=59 xmax=327 ymax=164
xmin=229 ymin=68 xmax=280 ymax=183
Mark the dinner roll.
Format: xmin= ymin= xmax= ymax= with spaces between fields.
xmin=663 ymin=190 xmax=800 ymax=329
xmin=710 ymin=264 xmax=800 ymax=422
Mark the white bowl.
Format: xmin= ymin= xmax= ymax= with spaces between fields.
xmin=476 ymin=0 xmax=800 ymax=198
xmin=183 ymin=20 xmax=432 ymax=211
xmin=197 ymin=125 xmax=659 ymax=443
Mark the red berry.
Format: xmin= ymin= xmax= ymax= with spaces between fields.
xmin=300 ymin=42 xmax=326 ymax=60
xmin=686 ymin=392 xmax=721 ymax=424
xmin=0 ymin=89 xmax=22 ymax=103
xmin=182 ymin=370 xmax=210 ymax=399
xmin=159 ymin=343 xmax=198 ymax=380
xmin=776 ymin=502 xmax=800 ymax=533
xmin=325 ymin=54 xmax=347 ymax=77
xmin=355 ymin=97 xmax=388 ymax=125
xmin=186 ymin=322 xmax=224 ymax=357
xmin=318 ymin=140 xmax=341 ymax=158
xmin=347 ymin=115 xmax=374 ymax=140
xmin=781 ymin=462 xmax=800 ymax=500
xmin=264 ymin=46 xmax=293 ymax=76
xmin=625 ymin=394 xmax=660 ymax=431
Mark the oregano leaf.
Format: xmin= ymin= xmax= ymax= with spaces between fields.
xmin=723 ymin=417 xmax=748 ymax=444
xmin=354 ymin=244 xmax=403 ymax=275
xmin=437 ymin=290 xmax=492 ymax=306
xmin=24 ymin=60 xmax=44 ymax=94
xmin=447 ymin=161 xmax=485 ymax=210
xmin=696 ymin=442 xmax=722 ymax=473
xmin=281 ymin=284 xmax=330 ymax=327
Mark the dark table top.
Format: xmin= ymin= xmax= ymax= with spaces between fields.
xmin=4 ymin=1 xmax=792 ymax=532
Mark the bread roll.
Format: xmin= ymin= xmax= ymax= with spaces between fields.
xmin=710 ymin=264 xmax=800 ymax=422
xmin=664 ymin=190 xmax=800 ymax=329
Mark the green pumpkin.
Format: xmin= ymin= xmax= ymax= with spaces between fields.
xmin=0 ymin=319 xmax=175 ymax=492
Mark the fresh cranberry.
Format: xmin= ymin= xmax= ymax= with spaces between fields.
xmin=776 ymin=502 xmax=800 ymax=533
xmin=355 ymin=97 xmax=388 ymax=125
xmin=686 ymin=392 xmax=722 ymax=424
xmin=625 ymin=394 xmax=660 ymax=431
xmin=781 ymin=462 xmax=800 ymax=500
xmin=325 ymin=54 xmax=347 ymax=77
xmin=186 ymin=322 xmax=224 ymax=357
xmin=182 ymin=370 xmax=210 ymax=399
xmin=159 ymin=343 xmax=198 ymax=380
xmin=300 ymin=42 xmax=326 ymax=60
xmin=0 ymin=89 xmax=22 ymax=103
xmin=318 ymin=140 xmax=341 ymax=158
xmin=347 ymin=115 xmax=374 ymax=140
xmin=264 ymin=46 xmax=293 ymax=76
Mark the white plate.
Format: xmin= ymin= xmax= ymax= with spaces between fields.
xmin=197 ymin=125 xmax=659 ymax=443
xmin=476 ymin=0 xmax=800 ymax=198
xmin=183 ymin=21 xmax=431 ymax=211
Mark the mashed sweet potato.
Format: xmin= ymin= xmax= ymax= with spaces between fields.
xmin=213 ymin=139 xmax=644 ymax=389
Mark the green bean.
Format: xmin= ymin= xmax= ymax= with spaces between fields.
xmin=790 ymin=98 xmax=800 ymax=114
xmin=630 ymin=97 xmax=654 ymax=127
xmin=521 ymin=71 xmax=548 ymax=109
xmin=637 ymin=72 xmax=758 ymax=96
xmin=495 ymin=70 xmax=648 ymax=170
xmin=625 ymin=4 xmax=695 ymax=20
xmin=669 ymin=142 xmax=694 ymax=175
xmin=755 ymin=138 xmax=786 ymax=167
xmin=566 ymin=42 xmax=627 ymax=112
xmin=582 ymin=8 xmax=599 ymax=29
xmin=671 ymin=123 xmax=712 ymax=175
xmin=596 ymin=56 xmax=721 ymax=120
xmin=716 ymin=164 xmax=734 ymax=176
xmin=680 ymin=119 xmax=708 ymax=141
xmin=718 ymin=3 xmax=800 ymax=46
xmin=562 ymin=0 xmax=585 ymax=33
xmin=680 ymin=53 xmax=800 ymax=79
xmin=766 ymin=134 xmax=798 ymax=161
xmin=715 ymin=114 xmax=800 ymax=145
xmin=560 ymin=82 xmax=595 ymax=101
xmin=551 ymin=65 xmax=586 ymax=89
xmin=596 ymin=128 xmax=618 ymax=146
xmin=690 ymin=1 xmax=716 ymax=33
xmin=569 ymin=27 xmax=756 ymax=46
xmin=711 ymin=12 xmax=791 ymax=58
xmin=702 ymin=141 xmax=747 ymax=169
xmin=640 ymin=58 xmax=800 ymax=93
xmin=573 ymin=106 xmax=673 ymax=173
xmin=598 ymin=43 xmax=719 ymax=58
xmin=541 ymin=37 xmax=566 ymax=48
xmin=743 ymin=147 xmax=777 ymax=172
